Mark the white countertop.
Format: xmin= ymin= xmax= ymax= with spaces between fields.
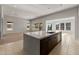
xmin=24 ymin=31 xmax=57 ymax=39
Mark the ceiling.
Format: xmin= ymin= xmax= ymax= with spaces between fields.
xmin=2 ymin=4 xmax=78 ymax=20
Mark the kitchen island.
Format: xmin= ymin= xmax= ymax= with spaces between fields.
xmin=23 ymin=31 xmax=62 ymax=55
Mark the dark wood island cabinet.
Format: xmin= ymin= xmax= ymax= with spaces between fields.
xmin=23 ymin=31 xmax=62 ymax=55
xmin=40 ymin=32 xmax=61 ymax=55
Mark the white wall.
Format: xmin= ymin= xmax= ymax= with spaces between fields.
xmin=0 ymin=5 xmax=1 ymax=38
xmin=31 ymin=7 xmax=78 ymax=40
xmin=0 ymin=5 xmax=3 ymax=39
xmin=2 ymin=5 xmax=31 ymax=35
xmin=76 ymin=7 xmax=79 ymax=40
xmin=2 ymin=15 xmax=30 ymax=35
xmin=31 ymin=7 xmax=77 ymax=30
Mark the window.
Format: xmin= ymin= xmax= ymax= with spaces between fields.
xmin=56 ymin=24 xmax=59 ymax=30
xmin=39 ymin=23 xmax=43 ymax=30
xmin=48 ymin=24 xmax=52 ymax=31
xmin=66 ymin=22 xmax=71 ymax=30
xmin=60 ymin=23 xmax=64 ymax=30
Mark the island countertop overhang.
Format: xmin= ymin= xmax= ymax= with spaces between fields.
xmin=24 ymin=31 xmax=61 ymax=39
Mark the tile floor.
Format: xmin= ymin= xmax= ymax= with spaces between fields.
xmin=0 ymin=32 xmax=79 ymax=55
